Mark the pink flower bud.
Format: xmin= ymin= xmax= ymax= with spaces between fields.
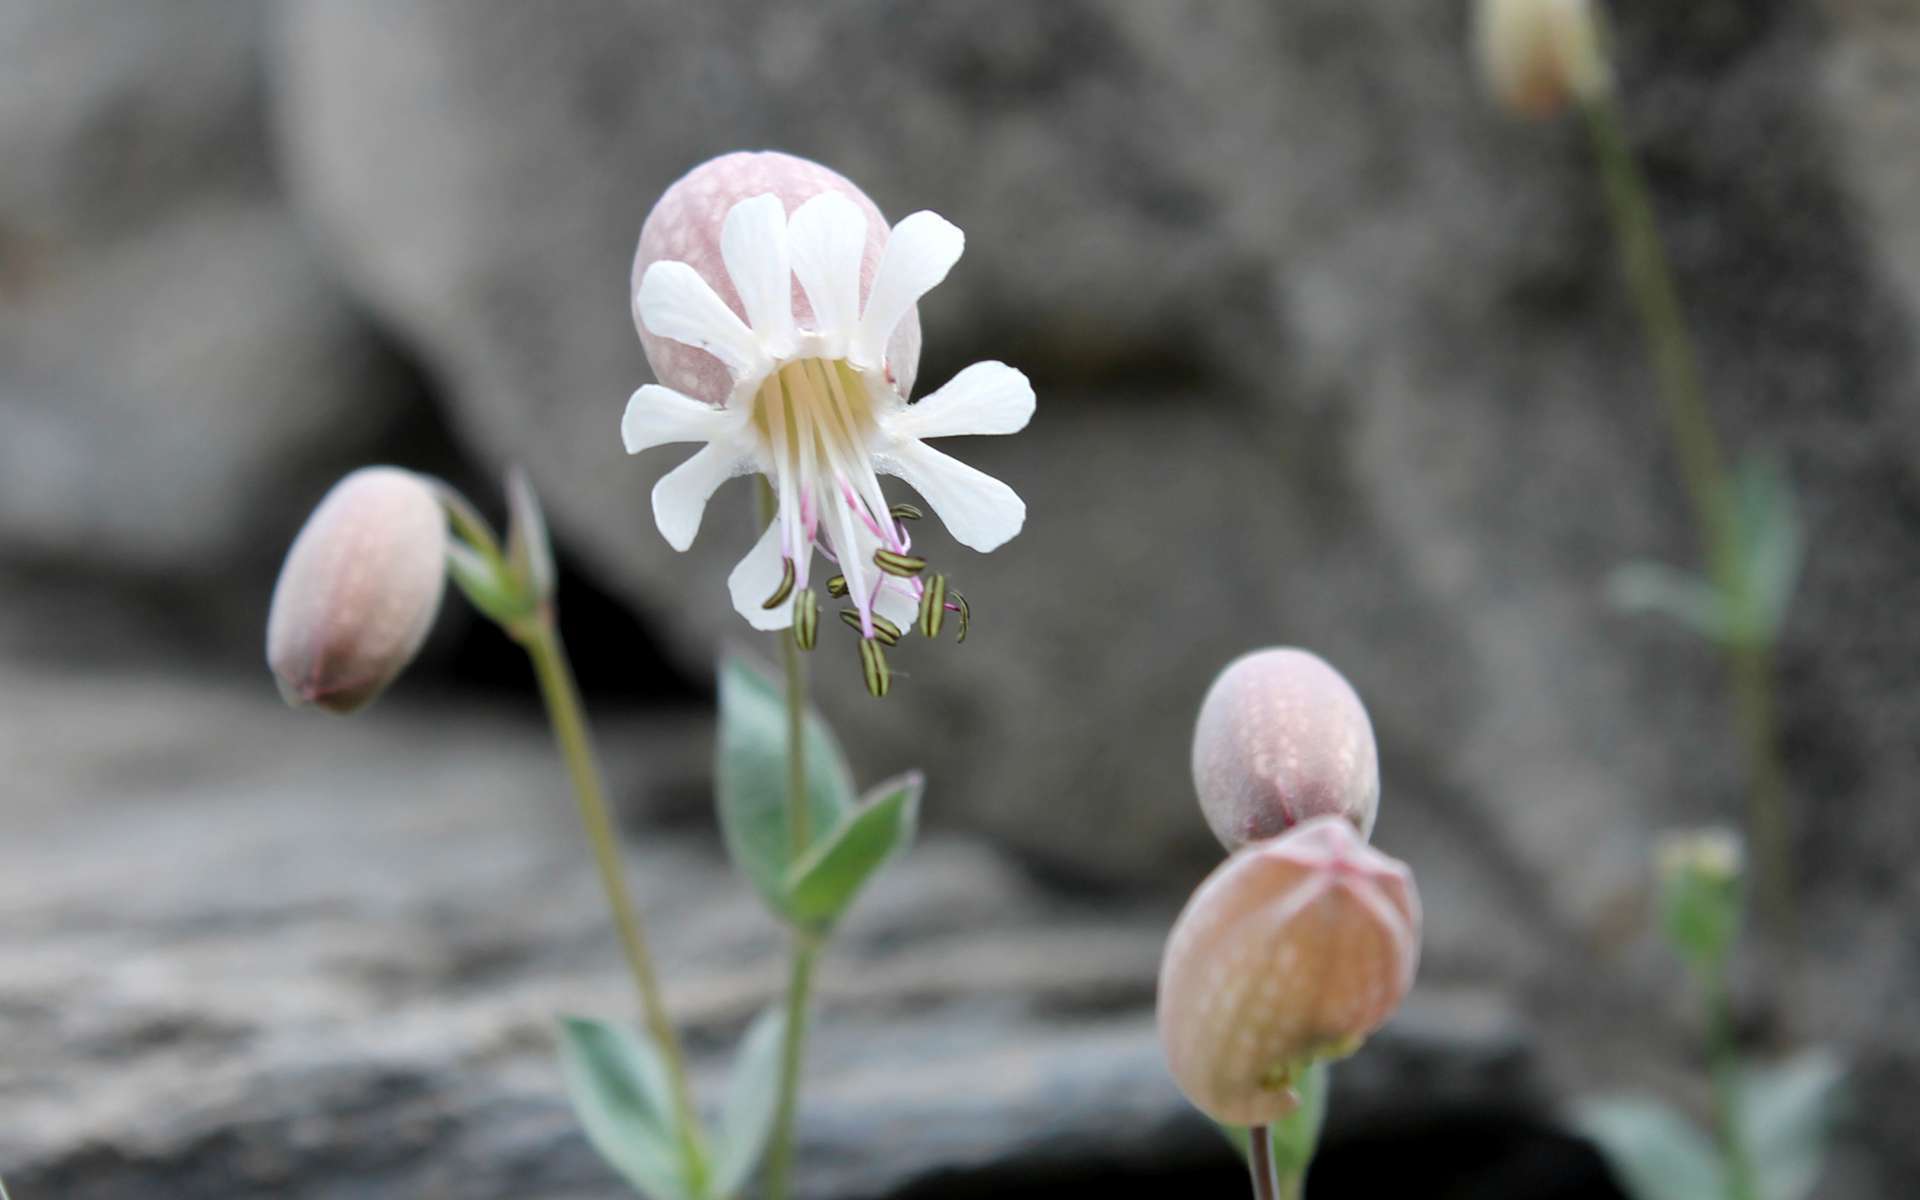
xmin=1157 ymin=816 xmax=1421 ymax=1126
xmin=1191 ymin=648 xmax=1380 ymax=852
xmin=267 ymin=467 xmax=447 ymax=714
xmin=1475 ymin=0 xmax=1610 ymax=120
xmin=631 ymin=150 xmax=923 ymax=408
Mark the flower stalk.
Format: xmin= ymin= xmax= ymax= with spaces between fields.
xmin=1247 ymin=1125 xmax=1279 ymax=1200
xmin=1581 ymin=84 xmax=1795 ymax=949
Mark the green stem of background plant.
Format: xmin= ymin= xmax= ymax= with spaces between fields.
xmin=1582 ymin=86 xmax=1795 ymax=949
xmin=519 ymin=613 xmax=708 ymax=1193
xmin=759 ymin=480 xmax=819 ymax=1200
xmin=1703 ymin=966 xmax=1760 ymax=1200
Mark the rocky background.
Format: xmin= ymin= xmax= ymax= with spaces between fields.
xmin=2 ymin=1 xmax=1916 ymax=1196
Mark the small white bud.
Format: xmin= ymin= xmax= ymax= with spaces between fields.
xmin=266 ymin=467 xmax=447 ymax=714
xmin=1476 ymin=0 xmax=1611 ymax=120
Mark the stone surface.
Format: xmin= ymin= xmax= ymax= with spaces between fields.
xmin=0 ymin=665 xmax=1542 ymax=1198
xmin=0 ymin=0 xmax=417 ymax=582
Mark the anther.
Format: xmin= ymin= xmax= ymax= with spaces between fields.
xmin=825 ymin=575 xmax=849 ymax=599
xmin=949 ymin=591 xmax=971 ymax=644
xmin=918 ymin=574 xmax=947 ymax=639
xmin=858 ymin=637 xmax=891 ymax=698
xmin=889 ymin=503 xmax=924 ymax=522
xmin=762 ymin=557 xmax=796 ymax=610
xmin=840 ymin=609 xmax=902 ymax=647
xmin=873 ymin=549 xmax=927 ymax=577
xmin=793 ymin=590 xmax=819 ymax=650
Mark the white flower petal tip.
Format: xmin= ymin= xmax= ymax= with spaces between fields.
xmin=621 ymin=385 xmax=738 ymax=455
xmin=637 ymin=260 xmax=766 ymax=381
xmin=853 ymin=211 xmax=964 ymax=369
xmin=727 ymin=519 xmax=796 ymax=630
xmin=721 ymin=194 xmax=796 ymax=358
xmin=886 ymin=441 xmax=1026 ymax=553
xmin=651 ymin=444 xmax=744 ymax=552
xmin=888 ymin=361 xmax=1035 ymax=441
xmin=787 ymin=192 xmax=869 ymax=349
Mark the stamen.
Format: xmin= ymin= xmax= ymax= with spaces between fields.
xmin=949 ymin=591 xmax=971 ymax=644
xmin=826 ymin=574 xmax=849 ymax=598
xmin=889 ymin=503 xmax=924 ymax=522
xmin=858 ymin=637 xmax=891 ymax=698
xmin=793 ymin=590 xmax=819 ymax=650
xmin=873 ymin=549 xmax=926 ymax=577
xmin=762 ymin=557 xmax=796 ymax=609
xmin=918 ymin=573 xmax=947 ymax=638
xmin=841 ymin=609 xmax=901 ymax=647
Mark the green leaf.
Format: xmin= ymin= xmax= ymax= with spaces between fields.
xmin=1730 ymin=454 xmax=1802 ymax=643
xmin=446 ymin=540 xmax=534 ymax=627
xmin=708 ymin=1006 xmax=789 ymax=1198
xmin=1608 ymin=561 xmax=1737 ymax=644
xmin=715 ymin=655 xmax=857 ymax=919
xmin=1745 ymin=1049 xmax=1843 ymax=1200
xmin=505 ymin=464 xmax=557 ymax=604
xmin=1574 ymin=1096 xmax=1724 ymax=1200
xmin=556 ymin=1015 xmax=696 ymax=1200
xmin=783 ymin=772 xmax=924 ymax=932
xmin=1268 ymin=1060 xmax=1331 ymax=1181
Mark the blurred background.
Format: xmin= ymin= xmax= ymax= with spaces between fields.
xmin=3 ymin=1 xmax=1916 ymax=1196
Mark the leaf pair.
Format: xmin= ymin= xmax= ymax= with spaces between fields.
xmin=558 ymin=1007 xmax=788 ymax=1200
xmin=1609 ymin=455 xmax=1803 ymax=649
xmin=1576 ymin=1049 xmax=1844 ymax=1200
xmin=715 ymin=655 xmax=923 ymax=934
xmin=442 ymin=466 xmax=557 ymax=632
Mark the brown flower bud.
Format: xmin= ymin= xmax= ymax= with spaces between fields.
xmin=267 ymin=467 xmax=447 ymax=713
xmin=1191 ymin=648 xmax=1380 ymax=852
xmin=1157 ymin=817 xmax=1421 ymax=1126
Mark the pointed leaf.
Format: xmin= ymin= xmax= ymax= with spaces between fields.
xmin=506 ymin=464 xmax=557 ymax=604
xmin=709 ymin=1006 xmax=789 ymax=1198
xmin=715 ymin=655 xmax=857 ymax=919
xmin=446 ymin=540 xmax=534 ymax=626
xmin=1745 ymin=1049 xmax=1843 ymax=1200
xmin=1731 ymin=454 xmax=1802 ymax=642
xmin=1574 ymin=1096 xmax=1724 ymax=1200
xmin=556 ymin=1016 xmax=696 ymax=1200
xmin=1267 ymin=1060 xmax=1331 ymax=1181
xmin=782 ymin=772 xmax=923 ymax=932
xmin=1608 ymin=561 xmax=1737 ymax=644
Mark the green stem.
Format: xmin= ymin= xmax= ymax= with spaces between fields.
xmin=1582 ymin=87 xmax=1795 ymax=945
xmin=758 ymin=477 xmax=820 ymax=1200
xmin=519 ymin=615 xmax=708 ymax=1194
xmin=1703 ymin=968 xmax=1759 ymax=1200
xmin=1248 ymin=1125 xmax=1280 ymax=1200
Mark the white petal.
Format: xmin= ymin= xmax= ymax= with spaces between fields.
xmin=885 ymin=361 xmax=1034 ymax=441
xmin=874 ymin=581 xmax=918 ymax=630
xmin=721 ymin=194 xmax=795 ymax=355
xmin=852 ymin=211 xmax=963 ymax=369
xmin=727 ymin=518 xmax=795 ymax=630
xmin=622 ymin=385 xmax=738 ymax=454
xmin=881 ymin=440 xmax=1026 ymax=552
xmin=787 ymin=192 xmax=867 ymax=345
xmin=651 ymin=443 xmax=748 ymax=551
xmin=636 ymin=260 xmax=765 ymax=380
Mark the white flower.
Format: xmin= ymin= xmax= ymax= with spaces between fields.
xmin=622 ymin=188 xmax=1034 ymax=688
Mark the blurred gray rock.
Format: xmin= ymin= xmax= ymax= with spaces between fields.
xmin=0 ymin=1 xmax=415 ymax=582
xmin=0 ymin=665 xmax=1541 ymax=1198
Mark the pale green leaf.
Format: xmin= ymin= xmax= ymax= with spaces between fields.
xmin=715 ymin=656 xmax=856 ymax=920
xmin=782 ymin=772 xmax=923 ymax=932
xmin=1745 ymin=1049 xmax=1843 ymax=1200
xmin=1268 ymin=1060 xmax=1331 ymax=1181
xmin=708 ymin=1006 xmax=789 ymax=1198
xmin=1608 ymin=561 xmax=1737 ymax=644
xmin=1575 ymin=1096 xmax=1724 ymax=1200
xmin=556 ymin=1015 xmax=696 ymax=1200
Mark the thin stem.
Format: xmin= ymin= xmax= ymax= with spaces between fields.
xmin=1582 ymin=88 xmax=1796 ymax=944
xmin=758 ymin=477 xmax=821 ymax=1200
xmin=520 ymin=615 xmax=707 ymax=1192
xmin=1248 ymin=1125 xmax=1280 ymax=1200
xmin=1703 ymin=969 xmax=1759 ymax=1200
xmin=764 ymin=936 xmax=819 ymax=1200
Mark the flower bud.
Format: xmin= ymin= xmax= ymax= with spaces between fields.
xmin=267 ymin=467 xmax=448 ymax=714
xmin=1656 ymin=827 xmax=1745 ymax=970
xmin=1475 ymin=0 xmax=1610 ymax=120
xmin=1157 ymin=816 xmax=1421 ymax=1126
xmin=632 ymin=151 xmax=923 ymax=409
xmin=1192 ymin=648 xmax=1380 ymax=852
